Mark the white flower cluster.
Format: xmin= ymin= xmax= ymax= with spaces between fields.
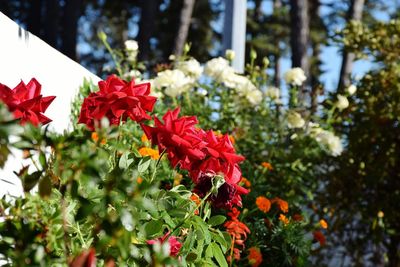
xmin=287 ymin=111 xmax=305 ymax=129
xmin=204 ymin=57 xmax=263 ymax=105
xmin=335 ymin=94 xmax=349 ymax=110
xmin=124 ymin=40 xmax=139 ymax=61
xmin=284 ymin=68 xmax=307 ymax=86
xmin=176 ymin=58 xmax=203 ymax=79
xmin=153 ymin=69 xmax=193 ymax=98
xmin=265 ymin=86 xmax=281 ymax=103
xmin=308 ymin=122 xmax=343 ymax=156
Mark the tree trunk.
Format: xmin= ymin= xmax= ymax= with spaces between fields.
xmin=27 ymin=0 xmax=42 ymax=36
xmin=172 ymin=0 xmax=196 ymax=56
xmin=43 ymin=0 xmax=59 ymax=48
xmin=61 ymin=0 xmax=82 ymax=61
xmin=290 ymin=0 xmax=310 ymax=102
xmin=137 ymin=0 xmax=160 ymax=61
xmin=337 ymin=0 xmax=365 ymax=92
xmin=309 ymin=0 xmax=322 ymax=114
xmin=273 ymin=0 xmax=282 ymax=88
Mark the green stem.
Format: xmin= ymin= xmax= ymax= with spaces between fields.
xmin=150 ymin=149 xmax=166 ymax=183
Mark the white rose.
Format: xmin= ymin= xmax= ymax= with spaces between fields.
xmin=346 ymin=84 xmax=357 ymax=95
xmin=335 ymin=94 xmax=349 ymax=110
xmin=246 ymin=89 xmax=263 ymax=105
xmin=225 ymin=49 xmax=235 ymax=61
xmin=284 ymin=67 xmax=307 ymax=86
xmin=204 ymin=57 xmax=233 ymax=81
xmin=287 ymin=111 xmax=305 ymax=128
xmin=124 ymin=69 xmax=142 ymax=81
xmin=124 ymin=40 xmax=139 ymax=52
xmin=315 ymin=130 xmax=343 ymax=156
xmin=176 ymin=58 xmax=203 ymax=79
xmin=265 ymin=86 xmax=280 ymax=100
xmin=153 ymin=69 xmax=193 ymax=98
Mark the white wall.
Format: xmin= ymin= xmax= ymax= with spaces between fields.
xmin=0 ymin=12 xmax=101 ymax=196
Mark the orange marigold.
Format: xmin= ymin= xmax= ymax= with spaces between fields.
xmin=279 ymin=214 xmax=289 ymax=225
xmin=137 ymin=177 xmax=143 ymax=184
xmin=229 ymin=135 xmax=235 ymax=145
xmin=248 ymin=247 xmax=263 ymax=267
xmin=261 ymin=162 xmax=273 ymax=170
xmin=256 ymin=196 xmax=271 ymax=213
xmin=272 ymin=197 xmax=289 ymax=213
xmin=91 ymin=132 xmax=106 ymax=145
xmin=138 ymin=147 xmax=159 ymax=160
xmin=319 ymin=219 xmax=328 ymax=229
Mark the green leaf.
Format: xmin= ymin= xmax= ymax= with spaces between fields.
xmin=22 ymin=171 xmax=42 ymax=192
xmin=138 ymin=157 xmax=151 ymax=173
xmin=38 ymin=175 xmax=52 ymax=198
xmin=119 ymin=151 xmax=134 ymax=169
xmin=144 ymin=220 xmax=163 ymax=237
xmin=208 ymin=215 xmax=226 ymax=227
xmin=211 ymin=242 xmax=228 ymax=267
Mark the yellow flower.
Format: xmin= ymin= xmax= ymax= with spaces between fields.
xmin=279 ymin=214 xmax=289 ymax=225
xmin=377 ymin=211 xmax=384 ymax=218
xmin=138 ymin=147 xmax=159 ymax=160
xmin=256 ymin=196 xmax=271 ymax=213
xmin=319 ymin=219 xmax=328 ymax=229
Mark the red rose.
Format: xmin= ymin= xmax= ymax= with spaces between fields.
xmin=141 ymin=107 xmax=206 ymax=168
xmin=78 ymin=75 xmax=157 ymax=130
xmin=0 ymin=78 xmax=55 ymax=126
xmin=190 ymin=130 xmax=245 ymax=184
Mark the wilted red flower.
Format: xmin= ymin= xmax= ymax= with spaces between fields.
xmin=141 ymin=107 xmax=206 ymax=168
xmin=79 ymin=75 xmax=156 ymax=130
xmin=69 ymin=248 xmax=96 ymax=267
xmin=0 ymin=78 xmax=55 ymax=126
xmin=313 ymin=230 xmax=326 ymax=246
xmin=147 ymin=232 xmax=182 ymax=256
xmin=193 ymin=172 xmax=248 ymax=209
xmin=248 ymin=247 xmax=263 ymax=267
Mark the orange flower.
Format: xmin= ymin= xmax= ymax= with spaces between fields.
xmin=272 ymin=197 xmax=289 ymax=213
xmin=138 ymin=147 xmax=159 ymax=160
xmin=261 ymin=162 xmax=273 ymax=170
xmin=91 ymin=132 xmax=106 ymax=145
xmin=279 ymin=214 xmax=289 ymax=225
xmin=224 ymin=220 xmax=251 ymax=246
xmin=240 ymin=177 xmax=251 ymax=188
xmin=319 ymin=219 xmax=328 ymax=229
xmin=190 ymin=194 xmax=201 ymax=215
xmin=256 ymin=196 xmax=271 ymax=213
xmin=137 ymin=177 xmax=143 ymax=184
xmin=248 ymin=247 xmax=263 ymax=267
xmin=313 ymin=231 xmax=326 ymax=246
xmin=141 ymin=133 xmax=149 ymax=143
